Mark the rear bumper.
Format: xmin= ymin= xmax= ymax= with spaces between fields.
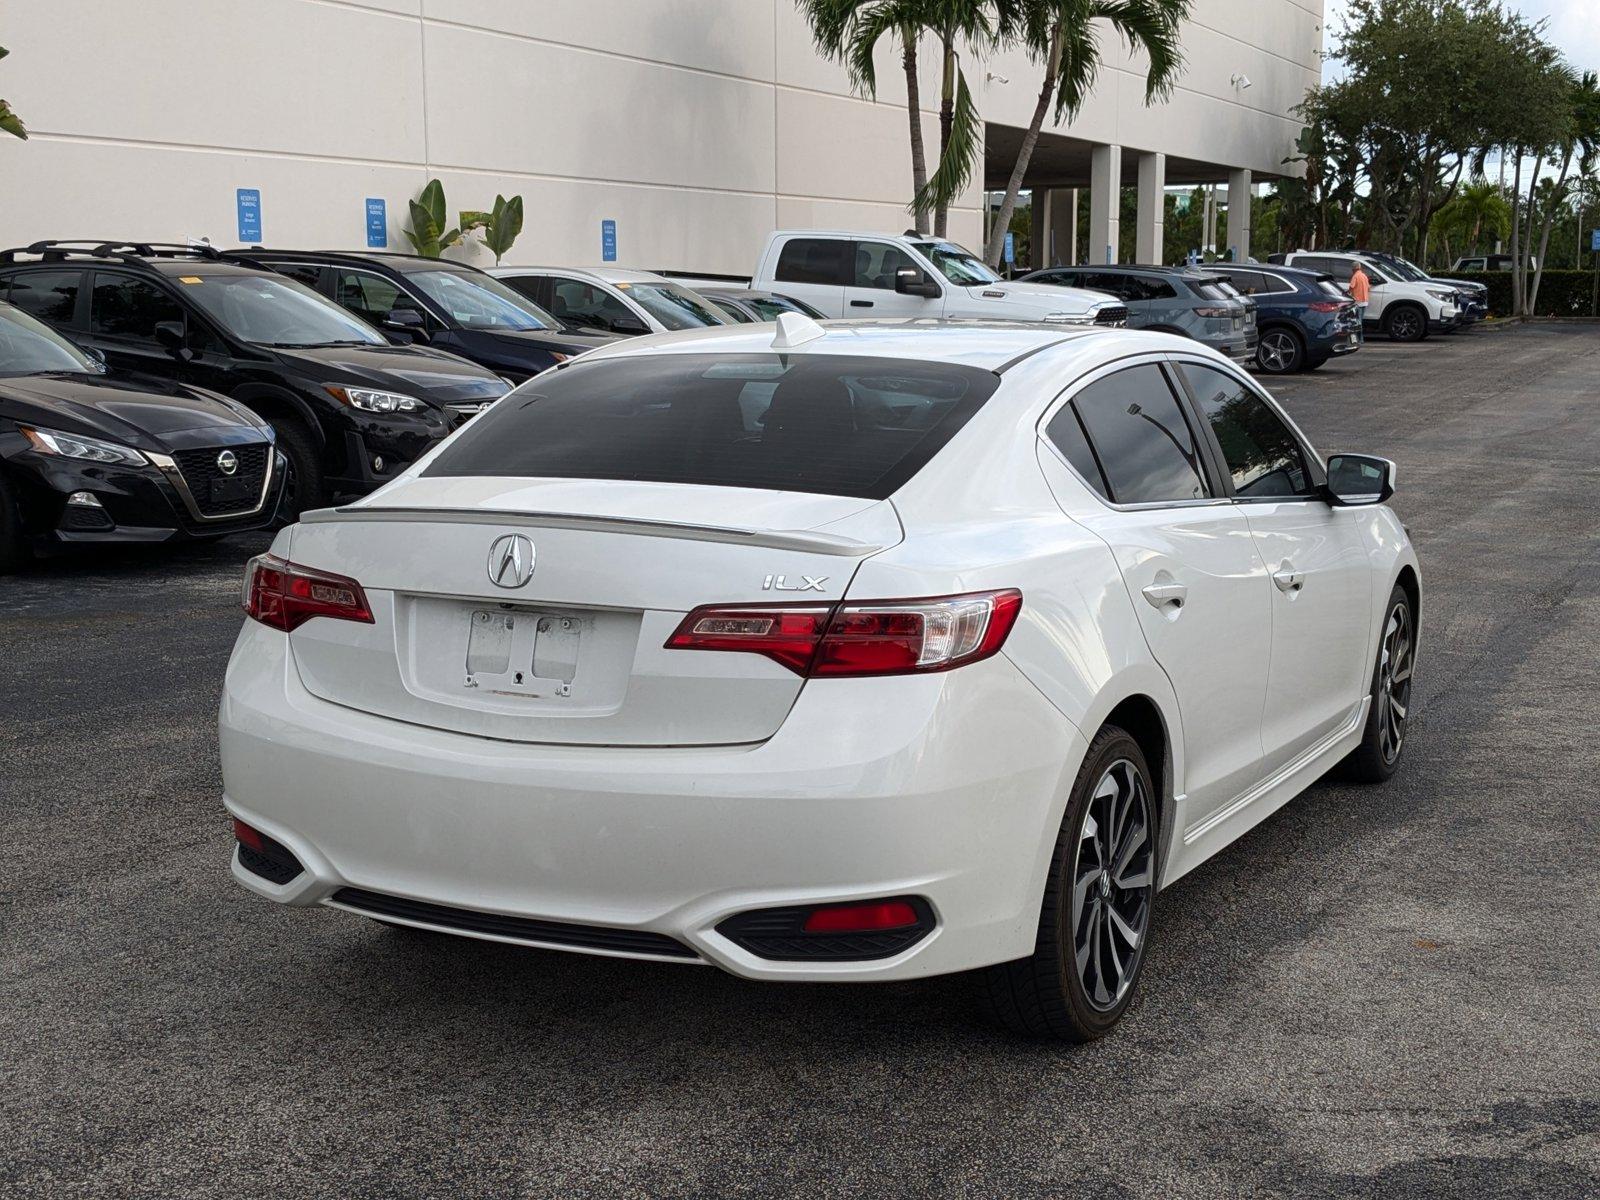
xmin=219 ymin=622 xmax=1085 ymax=981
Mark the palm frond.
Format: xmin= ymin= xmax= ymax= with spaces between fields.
xmin=915 ymin=65 xmax=981 ymax=215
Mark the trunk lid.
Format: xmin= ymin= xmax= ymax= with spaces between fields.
xmin=284 ymin=476 xmax=900 ymax=746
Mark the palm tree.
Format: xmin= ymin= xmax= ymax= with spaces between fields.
xmin=797 ymin=0 xmax=935 ymax=234
xmin=798 ymin=1 xmax=998 ymax=237
xmin=0 ymin=46 xmax=27 ymax=140
xmin=1436 ymin=179 xmax=1510 ymax=256
xmin=982 ymin=0 xmax=1190 ymax=268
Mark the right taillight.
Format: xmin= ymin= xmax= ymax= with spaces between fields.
xmin=242 ymin=553 xmax=374 ymax=632
xmin=1307 ymin=300 xmax=1346 ymax=312
xmin=665 ymin=589 xmax=1021 ymax=678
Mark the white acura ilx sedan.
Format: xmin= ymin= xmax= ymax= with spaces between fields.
xmin=221 ymin=314 xmax=1420 ymax=1041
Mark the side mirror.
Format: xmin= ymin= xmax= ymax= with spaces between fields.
xmin=78 ymin=344 xmax=107 ymax=368
xmin=1324 ymin=454 xmax=1395 ymax=506
xmin=610 ymin=314 xmax=650 ymax=335
xmin=383 ymin=309 xmax=428 ymax=342
xmin=895 ymin=267 xmax=941 ymax=299
xmin=153 ymin=320 xmax=195 ymax=361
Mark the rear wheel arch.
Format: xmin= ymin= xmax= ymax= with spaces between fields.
xmin=1395 ymin=564 xmax=1421 ymax=630
xmin=230 ymin=384 xmax=326 ymax=448
xmin=1100 ymin=695 xmax=1175 ymax=884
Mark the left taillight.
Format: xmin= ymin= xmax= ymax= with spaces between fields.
xmin=665 ymin=589 xmax=1021 ymax=678
xmin=242 ymin=553 xmax=374 ymax=632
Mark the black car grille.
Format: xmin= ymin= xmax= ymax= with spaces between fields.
xmin=170 ymin=443 xmax=270 ymax=516
xmin=1094 ymin=305 xmax=1129 ymax=326
xmin=330 ymin=888 xmax=699 ymax=959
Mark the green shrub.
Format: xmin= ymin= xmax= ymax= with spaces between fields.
xmin=1453 ymin=270 xmax=1599 ymax=317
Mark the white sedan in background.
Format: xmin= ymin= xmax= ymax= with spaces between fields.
xmin=221 ymin=315 xmax=1420 ymax=1042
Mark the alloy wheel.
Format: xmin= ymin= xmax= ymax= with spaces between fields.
xmin=1071 ymin=758 xmax=1154 ymax=1011
xmin=1376 ymin=602 xmax=1414 ymax=764
xmin=1390 ymin=309 xmax=1422 ymax=341
xmin=1258 ymin=329 xmax=1300 ymax=373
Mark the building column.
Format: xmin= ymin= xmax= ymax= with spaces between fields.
xmin=1135 ymin=152 xmax=1166 ymax=265
xmin=1089 ymin=144 xmax=1123 ymax=265
xmin=1061 ymin=188 xmax=1079 ymax=265
xmin=1029 ymin=188 xmax=1081 ymax=268
xmin=1227 ymin=167 xmax=1253 ymax=262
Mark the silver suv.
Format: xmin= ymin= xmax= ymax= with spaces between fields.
xmin=1021 ymin=265 xmax=1258 ymax=364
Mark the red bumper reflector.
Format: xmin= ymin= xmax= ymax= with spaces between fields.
xmin=232 ymin=817 xmax=266 ymax=853
xmin=802 ymin=900 xmax=920 ymax=934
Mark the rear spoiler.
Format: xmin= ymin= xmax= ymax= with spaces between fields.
xmin=303 ymin=505 xmax=892 ymax=557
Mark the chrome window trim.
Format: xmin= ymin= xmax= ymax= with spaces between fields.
xmin=146 ymin=444 xmax=277 ymax=523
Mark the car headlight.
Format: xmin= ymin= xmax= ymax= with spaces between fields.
xmin=324 ymin=385 xmax=426 ymax=413
xmin=1043 ymin=311 xmax=1095 ymax=325
xmin=1426 ymin=288 xmax=1455 ymax=302
xmin=19 ymin=425 xmax=147 ymax=467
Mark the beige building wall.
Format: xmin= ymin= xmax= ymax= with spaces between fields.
xmin=1 ymin=0 xmax=1321 ymax=274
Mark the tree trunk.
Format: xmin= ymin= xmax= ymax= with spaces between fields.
xmin=1529 ymin=152 xmax=1573 ymax=315
xmin=1509 ymin=151 xmax=1525 ymax=316
xmin=934 ymin=35 xmax=954 ymax=238
xmin=983 ymin=27 xmax=1061 ymax=268
xmin=902 ymin=29 xmax=930 ymax=236
xmin=1518 ymin=152 xmax=1544 ymax=314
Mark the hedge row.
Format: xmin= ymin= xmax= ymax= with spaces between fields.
xmin=1453 ymin=270 xmax=1600 ymax=317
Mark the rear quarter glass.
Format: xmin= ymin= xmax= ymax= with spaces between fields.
xmin=422 ymin=353 xmax=1001 ymax=500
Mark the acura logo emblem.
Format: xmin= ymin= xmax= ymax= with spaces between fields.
xmin=487 ymin=533 xmax=535 ymax=588
xmin=216 ymin=449 xmax=239 ymax=476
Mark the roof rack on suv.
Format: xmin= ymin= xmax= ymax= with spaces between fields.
xmin=0 ymin=240 xmax=274 ymax=271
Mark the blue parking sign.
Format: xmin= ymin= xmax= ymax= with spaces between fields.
xmin=236 ymin=188 xmax=262 ymax=243
xmin=366 ymin=198 xmax=388 ymax=248
xmin=1591 ymin=228 xmax=1600 ymax=253
xmin=601 ymin=219 xmax=617 ymax=262
xmin=1003 ymin=231 xmax=1014 ymax=265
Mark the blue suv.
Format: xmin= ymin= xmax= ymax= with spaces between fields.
xmin=1198 ymin=264 xmax=1363 ymax=374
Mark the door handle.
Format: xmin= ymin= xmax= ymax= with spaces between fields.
xmin=850 ymin=299 xmax=874 ymax=308
xmin=1141 ymin=581 xmax=1188 ymax=611
xmin=1272 ymin=566 xmax=1304 ymax=594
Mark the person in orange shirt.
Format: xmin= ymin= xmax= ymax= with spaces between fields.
xmin=1348 ymin=261 xmax=1371 ymax=323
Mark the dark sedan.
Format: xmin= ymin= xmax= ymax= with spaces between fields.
xmin=695 ymin=288 xmax=827 ymax=324
xmin=1199 ymin=264 xmax=1364 ymax=374
xmin=0 ymin=301 xmax=282 ymax=571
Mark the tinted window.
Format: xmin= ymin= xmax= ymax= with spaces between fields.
xmin=424 ymin=353 xmax=1000 ymax=500
xmin=775 ymin=239 xmax=852 ymax=286
xmin=545 ymin=279 xmax=634 ymax=332
xmin=1179 ymin=363 xmax=1312 ymax=498
xmin=1254 ymin=272 xmax=1296 ymax=295
xmin=8 ymin=270 xmax=82 ymax=324
xmin=89 ymin=275 xmax=184 ymax=340
xmin=750 ymin=294 xmax=825 ymax=320
xmin=1044 ymin=404 xmax=1109 ymax=500
xmin=1221 ymin=271 xmax=1265 ymax=295
xmin=404 ymin=268 xmax=555 ymax=331
xmin=1072 ymin=366 xmax=1209 ymax=504
xmin=271 ymin=262 xmax=325 ymax=288
xmin=852 ymin=241 xmax=916 ymax=289
xmin=621 ymin=281 xmax=726 ymax=330
xmin=335 ymin=270 xmax=428 ymax=328
xmin=710 ymin=298 xmax=752 ymax=323
xmin=1190 ymin=280 xmax=1233 ymax=301
xmin=1127 ymin=276 xmax=1177 ymax=301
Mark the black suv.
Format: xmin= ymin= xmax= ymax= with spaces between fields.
xmin=0 ymin=242 xmax=510 ymax=515
xmin=230 ymin=250 xmax=619 ymax=382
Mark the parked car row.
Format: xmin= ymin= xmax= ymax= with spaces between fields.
xmin=1267 ymin=250 xmax=1485 ymax=341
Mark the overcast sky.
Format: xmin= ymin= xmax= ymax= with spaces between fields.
xmin=1321 ymin=0 xmax=1600 ymax=77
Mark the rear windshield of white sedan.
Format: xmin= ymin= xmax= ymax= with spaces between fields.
xmin=423 ymin=353 xmax=1001 ymax=499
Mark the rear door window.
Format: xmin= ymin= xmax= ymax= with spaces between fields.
xmin=545 ymin=279 xmax=635 ymax=332
xmin=334 ymin=270 xmax=430 ymax=328
xmin=7 ymin=270 xmax=83 ymax=325
xmin=775 ymin=239 xmax=853 ymax=286
xmin=1069 ymin=365 xmax=1209 ymax=504
xmin=424 ymin=353 xmax=1001 ymax=500
xmin=1044 ymin=404 xmax=1110 ymax=500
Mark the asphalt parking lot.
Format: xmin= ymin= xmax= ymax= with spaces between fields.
xmin=3 ymin=323 xmax=1598 ymax=1198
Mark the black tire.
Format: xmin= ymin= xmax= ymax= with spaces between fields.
xmin=982 ymin=726 xmax=1158 ymax=1041
xmin=269 ymin=418 xmax=325 ymax=522
xmin=1255 ymin=326 xmax=1305 ymax=374
xmin=1384 ymin=304 xmax=1428 ymax=342
xmin=1339 ymin=583 xmax=1416 ymax=783
xmin=0 ymin=471 xmax=30 ymax=575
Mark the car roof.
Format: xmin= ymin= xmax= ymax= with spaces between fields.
xmin=558 ymin=317 xmax=1141 ymax=373
xmin=1040 ymin=263 xmax=1217 ymax=280
xmin=230 ymin=248 xmax=486 ymax=274
xmin=1200 ymin=262 xmax=1328 ymax=281
xmin=493 ymin=265 xmax=678 ymax=285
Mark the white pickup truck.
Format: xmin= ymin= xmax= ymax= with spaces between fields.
xmin=749 ymin=231 xmax=1127 ymax=327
